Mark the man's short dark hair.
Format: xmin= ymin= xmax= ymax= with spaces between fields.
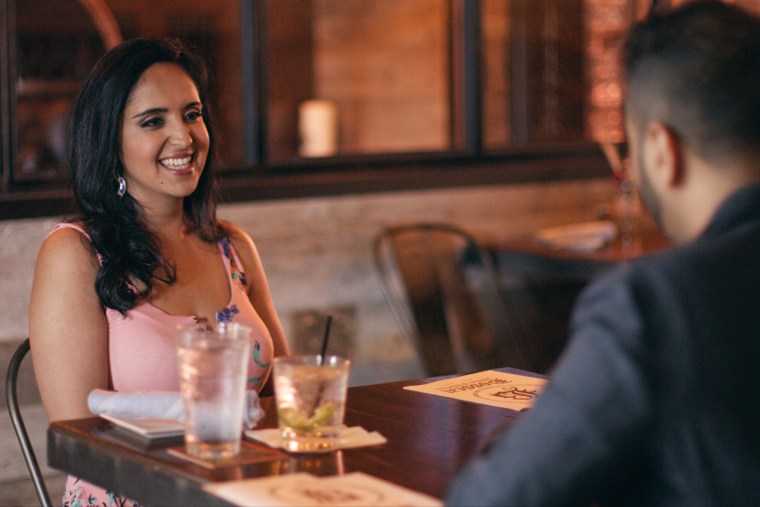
xmin=624 ymin=1 xmax=760 ymax=164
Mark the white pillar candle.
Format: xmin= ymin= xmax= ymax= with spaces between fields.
xmin=298 ymin=99 xmax=338 ymax=157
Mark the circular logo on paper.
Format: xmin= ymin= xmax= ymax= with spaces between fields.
xmin=270 ymin=484 xmax=384 ymax=506
xmin=473 ymin=383 xmax=543 ymax=406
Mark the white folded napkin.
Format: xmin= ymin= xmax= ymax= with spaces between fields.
xmin=245 ymin=425 xmax=387 ymax=451
xmin=88 ymin=389 xmax=265 ymax=430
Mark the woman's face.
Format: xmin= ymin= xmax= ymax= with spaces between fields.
xmin=119 ymin=62 xmax=210 ymax=207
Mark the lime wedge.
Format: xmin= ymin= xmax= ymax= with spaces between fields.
xmin=311 ymin=402 xmax=336 ymax=427
xmin=278 ymin=402 xmax=336 ymax=432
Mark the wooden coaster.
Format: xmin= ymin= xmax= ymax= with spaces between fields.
xmin=167 ymin=440 xmax=283 ymax=469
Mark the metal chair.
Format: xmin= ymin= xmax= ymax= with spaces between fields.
xmin=6 ymin=338 xmax=53 ymax=507
xmin=372 ymin=222 xmax=534 ymax=376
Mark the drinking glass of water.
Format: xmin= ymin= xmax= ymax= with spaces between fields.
xmin=177 ymin=322 xmax=251 ymax=460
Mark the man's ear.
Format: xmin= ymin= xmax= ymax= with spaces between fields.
xmin=645 ymin=121 xmax=684 ymax=187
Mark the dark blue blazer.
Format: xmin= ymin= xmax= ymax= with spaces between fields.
xmin=445 ymin=184 xmax=760 ymax=506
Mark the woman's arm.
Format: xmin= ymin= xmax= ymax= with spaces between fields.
xmin=28 ymin=227 xmax=109 ymax=422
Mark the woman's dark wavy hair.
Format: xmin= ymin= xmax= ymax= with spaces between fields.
xmin=69 ymin=37 xmax=223 ymax=314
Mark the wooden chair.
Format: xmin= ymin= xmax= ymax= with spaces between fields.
xmin=5 ymin=338 xmax=53 ymax=507
xmin=372 ymin=223 xmax=534 ymax=376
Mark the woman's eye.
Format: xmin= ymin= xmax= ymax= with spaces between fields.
xmin=139 ymin=117 xmax=163 ymax=128
xmin=185 ymin=110 xmax=203 ymax=122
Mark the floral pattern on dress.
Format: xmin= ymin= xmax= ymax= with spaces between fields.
xmin=216 ymin=238 xmax=248 ymax=323
xmin=248 ymin=340 xmax=272 ymax=388
xmin=216 ymin=303 xmax=240 ymax=323
xmin=221 ymin=238 xmax=248 ymax=288
xmin=63 ymin=477 xmax=144 ymax=507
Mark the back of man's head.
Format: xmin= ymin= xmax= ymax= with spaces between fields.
xmin=624 ymin=1 xmax=760 ymax=167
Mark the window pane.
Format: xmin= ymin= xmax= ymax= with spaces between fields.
xmin=482 ymin=0 xmax=650 ymax=150
xmin=15 ymin=0 xmax=99 ymax=180
xmin=481 ymin=0 xmax=511 ymax=149
xmin=13 ymin=0 xmax=243 ymax=182
xmin=482 ymin=0 xmax=587 ymax=148
xmin=267 ymin=0 xmax=451 ymax=161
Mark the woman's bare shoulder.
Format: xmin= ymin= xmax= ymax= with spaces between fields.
xmin=38 ymin=222 xmax=98 ymax=271
xmin=219 ymin=220 xmax=256 ymax=250
xmin=218 ymin=220 xmax=261 ymax=269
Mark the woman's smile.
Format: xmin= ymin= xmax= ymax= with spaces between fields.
xmin=159 ymin=153 xmax=195 ymax=174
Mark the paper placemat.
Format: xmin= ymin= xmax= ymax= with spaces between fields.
xmin=204 ymin=471 xmax=442 ymax=506
xmin=404 ymin=370 xmax=548 ymax=411
xmin=245 ymin=426 xmax=387 ymax=452
xmin=167 ymin=440 xmax=283 ymax=469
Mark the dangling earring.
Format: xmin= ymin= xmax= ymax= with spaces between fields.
xmin=116 ymin=176 xmax=127 ymax=198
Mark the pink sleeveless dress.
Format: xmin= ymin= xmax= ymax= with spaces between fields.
xmin=51 ymin=223 xmax=275 ymax=507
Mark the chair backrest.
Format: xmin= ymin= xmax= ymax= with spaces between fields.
xmin=5 ymin=338 xmax=53 ymax=507
xmin=372 ymin=223 xmax=534 ymax=376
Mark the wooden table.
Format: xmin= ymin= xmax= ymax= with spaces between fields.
xmin=482 ymin=225 xmax=671 ymax=373
xmin=484 ymin=224 xmax=672 ymax=281
xmin=48 ymin=371 xmax=536 ymax=506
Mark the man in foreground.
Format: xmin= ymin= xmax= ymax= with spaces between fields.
xmin=446 ymin=2 xmax=760 ymax=505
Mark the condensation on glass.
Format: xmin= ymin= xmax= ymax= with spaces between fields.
xmin=14 ymin=0 xmax=243 ymax=181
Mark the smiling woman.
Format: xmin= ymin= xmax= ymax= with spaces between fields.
xmin=27 ymin=38 xmax=290 ymax=506
xmin=119 ymin=62 xmax=210 ymax=205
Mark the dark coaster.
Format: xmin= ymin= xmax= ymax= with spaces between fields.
xmin=167 ymin=440 xmax=283 ymax=469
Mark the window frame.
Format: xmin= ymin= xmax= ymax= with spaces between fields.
xmin=0 ymin=0 xmax=609 ymax=220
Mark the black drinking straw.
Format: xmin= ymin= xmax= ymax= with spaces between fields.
xmin=319 ymin=315 xmax=333 ymax=365
xmin=310 ymin=315 xmax=334 ymax=414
